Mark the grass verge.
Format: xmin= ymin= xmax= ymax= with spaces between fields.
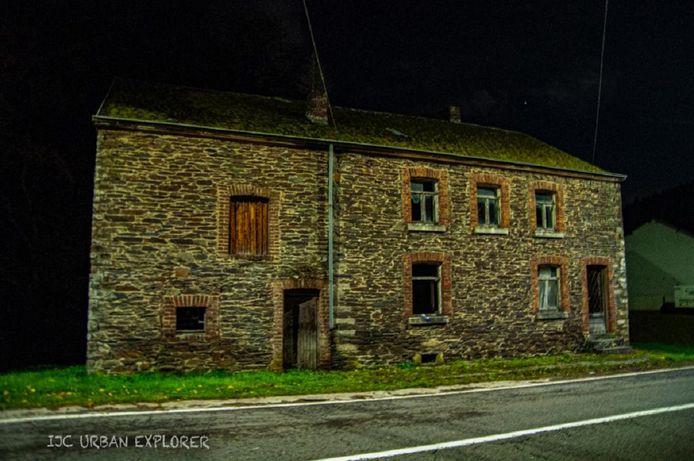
xmin=1 ymin=343 xmax=693 ymax=411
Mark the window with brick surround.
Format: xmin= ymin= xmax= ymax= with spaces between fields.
xmin=412 ymin=263 xmax=441 ymax=314
xmin=176 ymin=307 xmax=206 ymax=331
xmin=217 ymin=184 xmax=278 ymax=259
xmin=403 ymin=252 xmax=452 ymax=324
xmin=402 ymin=167 xmax=449 ymax=230
xmin=529 ymin=181 xmax=565 ymax=236
xmin=469 ymin=173 xmax=510 ymax=233
xmin=229 ymin=196 xmax=268 ymax=256
xmin=531 ymin=256 xmax=569 ymax=319
xmin=411 ymin=180 xmax=438 ymax=224
xmin=162 ymin=294 xmax=219 ymax=339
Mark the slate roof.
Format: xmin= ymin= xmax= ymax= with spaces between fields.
xmin=97 ymin=79 xmax=609 ymax=175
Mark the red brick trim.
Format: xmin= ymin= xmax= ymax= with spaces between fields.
xmin=217 ymin=184 xmax=280 ymax=259
xmin=469 ymin=173 xmax=511 ymax=229
xmin=529 ymin=181 xmax=566 ymax=232
xmin=269 ymin=278 xmax=330 ymax=371
xmin=531 ymin=255 xmax=570 ymax=313
xmin=161 ymin=294 xmax=220 ymax=339
xmin=403 ymin=252 xmax=453 ymax=318
xmin=401 ymin=167 xmax=449 ymax=225
xmin=581 ymin=257 xmax=617 ymax=334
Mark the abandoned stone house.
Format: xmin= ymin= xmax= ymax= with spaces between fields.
xmin=87 ymin=79 xmax=629 ymax=373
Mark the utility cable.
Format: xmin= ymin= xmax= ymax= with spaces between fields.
xmin=302 ymin=0 xmax=337 ymax=130
xmin=592 ymin=0 xmax=609 ymax=163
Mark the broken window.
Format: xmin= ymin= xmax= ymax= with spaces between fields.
xmin=477 ymin=186 xmax=500 ymax=226
xmin=176 ymin=307 xmax=206 ymax=331
xmin=538 ymin=266 xmax=560 ymax=311
xmin=229 ymin=196 xmax=269 ymax=256
xmin=412 ymin=263 xmax=441 ymax=314
xmin=411 ymin=180 xmax=438 ymax=223
xmin=535 ymin=192 xmax=556 ymax=231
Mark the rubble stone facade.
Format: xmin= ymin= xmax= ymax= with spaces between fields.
xmin=88 ymin=122 xmax=629 ymax=373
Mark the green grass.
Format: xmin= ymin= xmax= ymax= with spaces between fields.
xmin=1 ymin=345 xmax=692 ymax=411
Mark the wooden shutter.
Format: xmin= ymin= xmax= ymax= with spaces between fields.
xmin=229 ymin=196 xmax=268 ymax=256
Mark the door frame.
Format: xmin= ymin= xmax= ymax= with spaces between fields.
xmin=270 ymin=278 xmax=330 ymax=371
xmin=581 ymin=257 xmax=616 ymax=335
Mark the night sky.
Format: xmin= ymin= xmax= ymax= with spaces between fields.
xmin=2 ymin=0 xmax=693 ymax=370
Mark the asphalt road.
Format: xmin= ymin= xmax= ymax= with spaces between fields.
xmin=1 ymin=368 xmax=693 ymax=460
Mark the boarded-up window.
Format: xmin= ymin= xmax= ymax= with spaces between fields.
xmin=229 ymin=196 xmax=269 ymax=256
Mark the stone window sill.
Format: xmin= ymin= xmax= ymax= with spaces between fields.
xmin=474 ymin=226 xmax=509 ymax=235
xmin=534 ymin=230 xmax=565 ymax=239
xmin=408 ymin=223 xmax=447 ymax=233
xmin=536 ymin=310 xmax=569 ymax=320
xmin=408 ymin=314 xmax=449 ymax=326
xmin=223 ymin=253 xmax=271 ymax=261
xmin=172 ymin=331 xmax=212 ymax=341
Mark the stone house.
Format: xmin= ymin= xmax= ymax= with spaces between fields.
xmin=88 ymin=79 xmax=629 ymax=373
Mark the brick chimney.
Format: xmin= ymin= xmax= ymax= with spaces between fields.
xmin=449 ymin=105 xmax=461 ymax=124
xmin=305 ymin=53 xmax=329 ymax=125
xmin=306 ymin=90 xmax=329 ymax=125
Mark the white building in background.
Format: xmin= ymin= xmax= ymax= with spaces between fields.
xmin=626 ymin=221 xmax=694 ymax=311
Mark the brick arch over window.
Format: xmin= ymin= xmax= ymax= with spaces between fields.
xmin=401 ymin=167 xmax=450 ymax=225
xmin=530 ymin=255 xmax=570 ymax=313
xmin=269 ymin=278 xmax=330 ymax=371
xmin=469 ymin=172 xmax=511 ymax=229
xmin=161 ymin=294 xmax=220 ymax=339
xmin=529 ymin=181 xmax=566 ymax=232
xmin=403 ymin=252 xmax=453 ymax=318
xmin=216 ymin=184 xmax=280 ymax=259
xmin=581 ymin=257 xmax=617 ymax=334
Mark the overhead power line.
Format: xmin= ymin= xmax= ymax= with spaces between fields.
xmin=592 ymin=0 xmax=609 ymax=163
xmin=301 ymin=0 xmax=337 ymax=130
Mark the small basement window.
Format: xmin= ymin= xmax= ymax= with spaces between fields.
xmin=176 ymin=307 xmax=206 ymax=332
xmin=412 ymin=263 xmax=441 ymax=315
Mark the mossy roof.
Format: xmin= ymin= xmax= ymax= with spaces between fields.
xmin=98 ymin=79 xmax=605 ymax=174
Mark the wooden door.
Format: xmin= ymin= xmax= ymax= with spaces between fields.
xmin=297 ymin=298 xmax=318 ymax=369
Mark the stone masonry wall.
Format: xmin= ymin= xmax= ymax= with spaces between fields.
xmin=333 ymin=153 xmax=628 ymax=366
xmin=88 ymin=129 xmax=329 ymax=372
xmin=88 ymin=125 xmax=628 ymax=372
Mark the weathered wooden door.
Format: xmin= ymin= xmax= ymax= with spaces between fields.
xmin=297 ymin=298 xmax=318 ymax=369
xmin=588 ymin=266 xmax=607 ymax=336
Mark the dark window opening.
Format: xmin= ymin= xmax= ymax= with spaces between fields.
xmin=411 ymin=180 xmax=438 ymax=223
xmin=412 ymin=263 xmax=441 ymax=315
xmin=229 ymin=196 xmax=269 ymax=256
xmin=176 ymin=307 xmax=206 ymax=331
xmin=421 ymin=353 xmax=438 ymax=364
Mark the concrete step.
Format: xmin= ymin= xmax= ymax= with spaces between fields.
xmin=586 ymin=335 xmax=630 ymax=354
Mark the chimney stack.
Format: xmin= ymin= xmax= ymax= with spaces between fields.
xmin=306 ymin=90 xmax=329 ymax=125
xmin=449 ymin=105 xmax=461 ymax=124
xmin=305 ymin=53 xmax=329 ymax=125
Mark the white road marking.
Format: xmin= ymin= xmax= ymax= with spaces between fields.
xmin=1 ymin=365 xmax=693 ymax=425
xmin=313 ymin=402 xmax=694 ymax=461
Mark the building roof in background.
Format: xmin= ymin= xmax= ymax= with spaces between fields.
xmin=96 ymin=79 xmax=610 ymax=175
xmin=624 ymin=181 xmax=694 ymax=235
